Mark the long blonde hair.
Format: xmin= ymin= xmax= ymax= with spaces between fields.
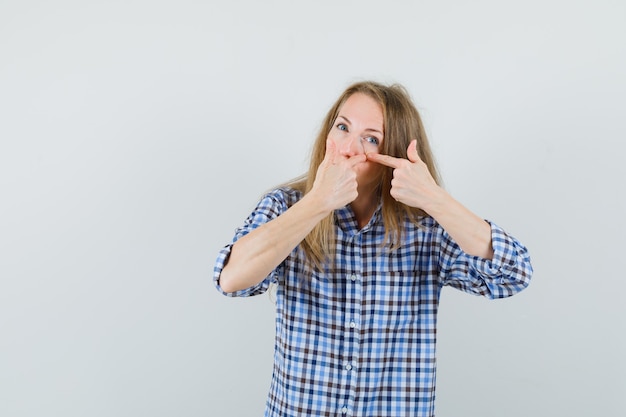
xmin=285 ymin=81 xmax=442 ymax=270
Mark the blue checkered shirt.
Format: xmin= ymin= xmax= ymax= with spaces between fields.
xmin=214 ymin=187 xmax=533 ymax=417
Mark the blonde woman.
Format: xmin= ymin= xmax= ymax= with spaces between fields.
xmin=214 ymin=81 xmax=533 ymax=417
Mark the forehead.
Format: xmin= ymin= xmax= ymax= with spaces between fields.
xmin=339 ymin=93 xmax=384 ymax=129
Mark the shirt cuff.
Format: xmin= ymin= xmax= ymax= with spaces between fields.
xmin=213 ymin=244 xmax=275 ymax=297
xmin=466 ymin=221 xmax=528 ymax=282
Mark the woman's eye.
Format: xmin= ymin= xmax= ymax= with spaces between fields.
xmin=337 ymin=123 xmax=348 ymax=131
xmin=364 ymin=136 xmax=380 ymax=146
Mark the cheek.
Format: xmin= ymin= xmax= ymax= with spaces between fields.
xmin=326 ymin=134 xmax=341 ymax=151
xmin=326 ymin=130 xmax=340 ymax=143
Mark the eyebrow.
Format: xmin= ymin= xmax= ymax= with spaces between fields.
xmin=337 ymin=115 xmax=383 ymax=135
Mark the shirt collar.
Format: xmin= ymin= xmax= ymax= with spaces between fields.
xmin=335 ymin=202 xmax=383 ymax=235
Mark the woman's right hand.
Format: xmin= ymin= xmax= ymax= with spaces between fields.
xmin=310 ymin=139 xmax=366 ymax=212
xmin=219 ymin=140 xmax=365 ymax=293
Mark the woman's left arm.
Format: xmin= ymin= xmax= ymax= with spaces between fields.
xmin=367 ymin=139 xmax=494 ymax=259
xmin=422 ymin=190 xmax=494 ymax=259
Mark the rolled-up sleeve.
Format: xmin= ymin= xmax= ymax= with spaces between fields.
xmin=213 ymin=243 xmax=279 ymax=297
xmin=439 ymin=221 xmax=533 ymax=299
xmin=213 ymin=190 xmax=289 ymax=297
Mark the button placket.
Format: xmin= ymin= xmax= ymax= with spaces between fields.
xmin=341 ymin=232 xmax=362 ymax=417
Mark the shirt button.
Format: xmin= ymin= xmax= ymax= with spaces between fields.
xmin=349 ymin=321 xmax=356 ymax=329
xmin=341 ymin=406 xmax=348 ymax=414
xmin=345 ymin=364 xmax=352 ymax=371
xmin=350 ymin=274 xmax=357 ymax=281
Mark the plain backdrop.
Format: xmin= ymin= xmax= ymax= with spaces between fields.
xmin=1 ymin=1 xmax=625 ymax=416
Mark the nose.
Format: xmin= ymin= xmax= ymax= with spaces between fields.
xmin=338 ymin=135 xmax=365 ymax=156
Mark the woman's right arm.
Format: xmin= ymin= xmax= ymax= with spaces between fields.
xmin=218 ymin=140 xmax=366 ymax=293
xmin=218 ymin=192 xmax=331 ymax=293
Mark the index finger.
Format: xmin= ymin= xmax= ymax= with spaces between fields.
xmin=366 ymin=152 xmax=403 ymax=169
xmin=347 ymin=153 xmax=367 ymax=167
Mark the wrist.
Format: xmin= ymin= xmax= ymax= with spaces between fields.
xmin=421 ymin=186 xmax=452 ymax=219
xmin=301 ymin=190 xmax=335 ymax=219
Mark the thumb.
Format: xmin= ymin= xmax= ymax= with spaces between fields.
xmin=407 ymin=139 xmax=420 ymax=163
xmin=324 ymin=138 xmax=336 ymax=161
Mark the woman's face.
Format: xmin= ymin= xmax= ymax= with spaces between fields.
xmin=327 ymin=92 xmax=385 ymax=190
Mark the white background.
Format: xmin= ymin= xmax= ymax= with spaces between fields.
xmin=1 ymin=1 xmax=625 ymax=416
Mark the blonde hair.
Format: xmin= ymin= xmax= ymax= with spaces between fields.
xmin=286 ymin=81 xmax=442 ymax=270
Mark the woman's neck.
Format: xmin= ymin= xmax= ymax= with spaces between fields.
xmin=350 ymin=190 xmax=379 ymax=229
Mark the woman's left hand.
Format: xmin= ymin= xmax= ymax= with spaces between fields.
xmin=368 ymin=140 xmax=494 ymax=259
xmin=366 ymin=139 xmax=442 ymax=212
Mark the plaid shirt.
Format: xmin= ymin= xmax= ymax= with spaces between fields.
xmin=214 ymin=187 xmax=533 ymax=417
